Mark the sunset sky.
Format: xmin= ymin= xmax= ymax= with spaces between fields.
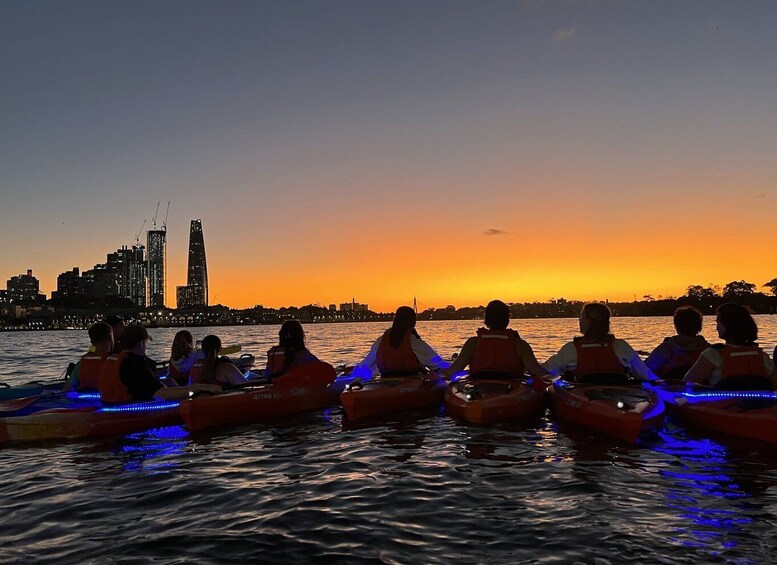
xmin=1 ymin=1 xmax=775 ymax=311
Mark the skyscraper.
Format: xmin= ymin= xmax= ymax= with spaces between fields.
xmin=177 ymin=219 xmax=208 ymax=308
xmin=106 ymin=245 xmax=146 ymax=307
xmin=147 ymin=228 xmax=166 ymax=307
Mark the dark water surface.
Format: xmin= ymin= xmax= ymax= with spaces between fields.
xmin=1 ymin=318 xmax=777 ymax=563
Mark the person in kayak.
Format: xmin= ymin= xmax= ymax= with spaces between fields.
xmin=266 ymin=320 xmax=320 ymax=377
xmin=645 ymin=306 xmax=710 ymax=379
xmin=99 ymin=324 xmax=220 ymax=403
xmin=190 ymin=334 xmax=247 ymax=387
xmin=167 ymin=330 xmax=200 ymax=385
xmin=66 ymin=322 xmax=114 ymax=390
xmin=442 ymin=300 xmax=548 ymax=380
xmin=104 ymin=314 xmax=126 ymax=354
xmin=356 ymin=306 xmax=447 ymax=377
xmin=543 ymin=302 xmax=656 ymax=382
xmin=684 ymin=303 xmax=776 ymax=389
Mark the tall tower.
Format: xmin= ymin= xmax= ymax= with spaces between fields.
xmin=147 ymin=228 xmax=166 ymax=307
xmin=186 ymin=219 xmax=208 ymax=306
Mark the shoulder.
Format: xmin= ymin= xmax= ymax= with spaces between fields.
xmin=700 ymin=346 xmax=722 ymax=364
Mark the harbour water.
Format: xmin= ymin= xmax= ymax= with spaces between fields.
xmin=1 ymin=317 xmax=777 ymax=563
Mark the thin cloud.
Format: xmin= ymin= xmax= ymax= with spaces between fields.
xmin=754 ymin=194 xmax=765 ymax=199
xmin=484 ymin=228 xmax=508 ymax=236
xmin=553 ymin=25 xmax=576 ymax=43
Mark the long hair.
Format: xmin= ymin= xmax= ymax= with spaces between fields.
xmin=716 ymin=303 xmax=758 ymax=344
xmin=199 ymin=334 xmax=222 ymax=384
xmin=581 ymin=303 xmax=611 ymax=340
xmin=389 ymin=306 xmax=417 ymax=347
xmin=279 ymin=320 xmax=308 ymax=370
xmin=171 ymin=330 xmax=194 ymax=361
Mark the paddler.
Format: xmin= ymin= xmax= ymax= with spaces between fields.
xmin=684 ymin=303 xmax=776 ymax=389
xmin=266 ymin=320 xmax=320 ymax=377
xmin=543 ymin=302 xmax=656 ymax=382
xmin=190 ymin=335 xmax=247 ymax=387
xmin=442 ymin=299 xmax=549 ymax=381
xmin=65 ymin=322 xmax=114 ymax=391
xmin=355 ymin=306 xmax=447 ymax=378
xmin=98 ymin=324 xmax=220 ymax=403
xmin=645 ymin=306 xmax=710 ymax=379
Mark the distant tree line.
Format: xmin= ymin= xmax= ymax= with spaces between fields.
xmin=417 ymin=279 xmax=777 ymax=320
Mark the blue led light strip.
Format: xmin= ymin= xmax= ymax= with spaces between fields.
xmin=683 ymin=391 xmax=777 ymax=400
xmin=100 ymin=402 xmax=180 ymax=413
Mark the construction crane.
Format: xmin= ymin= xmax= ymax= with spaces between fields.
xmin=151 ymin=202 xmax=160 ymax=230
xmin=134 ymin=219 xmax=147 ymax=245
xmin=162 ymin=201 xmax=170 ymax=232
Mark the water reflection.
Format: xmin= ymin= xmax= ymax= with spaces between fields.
xmin=117 ymin=426 xmax=190 ymax=472
xmin=652 ymin=425 xmax=768 ymax=557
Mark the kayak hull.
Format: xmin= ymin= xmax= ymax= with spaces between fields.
xmin=659 ymin=385 xmax=777 ymax=444
xmin=546 ymin=379 xmax=665 ymax=443
xmin=180 ymin=383 xmax=339 ymax=432
xmin=445 ymin=378 xmax=544 ymax=425
xmin=340 ymin=375 xmax=447 ymax=421
xmin=180 ymin=361 xmax=339 ymax=432
xmin=0 ymin=382 xmax=64 ymax=401
xmin=0 ymin=398 xmax=181 ymax=444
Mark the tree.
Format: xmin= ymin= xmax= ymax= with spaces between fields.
xmin=764 ymin=278 xmax=777 ymax=296
xmin=722 ymin=280 xmax=757 ymax=298
xmin=684 ymin=285 xmax=718 ymax=300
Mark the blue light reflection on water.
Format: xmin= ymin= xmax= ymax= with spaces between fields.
xmin=118 ymin=426 xmax=190 ymax=472
xmin=652 ymin=428 xmax=756 ymax=554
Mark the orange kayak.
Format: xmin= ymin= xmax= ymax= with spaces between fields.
xmin=340 ymin=374 xmax=447 ymax=421
xmin=546 ymin=378 xmax=665 ymax=442
xmin=180 ymin=361 xmax=338 ymax=432
xmin=658 ymin=384 xmax=777 ymax=444
xmin=0 ymin=396 xmax=181 ymax=444
xmin=445 ymin=378 xmax=544 ymax=425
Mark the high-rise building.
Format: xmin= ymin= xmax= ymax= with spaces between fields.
xmin=105 ymin=245 xmax=146 ymax=307
xmin=177 ymin=219 xmax=208 ymax=309
xmin=6 ymin=269 xmax=44 ymax=303
xmin=147 ymin=229 xmax=166 ymax=307
xmin=52 ymin=267 xmax=85 ymax=300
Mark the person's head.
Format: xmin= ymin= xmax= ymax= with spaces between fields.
xmin=88 ymin=322 xmax=114 ymax=352
xmin=198 ymin=335 xmax=223 ymax=384
xmin=389 ymin=306 xmax=417 ymax=347
xmin=171 ymin=330 xmax=194 ymax=360
xmin=120 ymin=324 xmax=151 ymax=353
xmin=715 ymin=303 xmax=758 ymax=344
xmin=673 ymin=306 xmax=703 ymax=337
xmin=484 ymin=300 xmax=510 ymax=330
xmin=279 ymin=320 xmax=306 ymax=350
xmin=105 ymin=315 xmax=125 ymax=339
xmin=579 ymin=303 xmax=611 ymax=340
xmin=201 ymin=334 xmax=222 ymax=356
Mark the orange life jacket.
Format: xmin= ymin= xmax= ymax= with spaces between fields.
xmin=717 ymin=344 xmax=768 ymax=381
xmin=572 ymin=335 xmax=626 ymax=378
xmin=657 ymin=336 xmax=706 ymax=379
xmin=167 ymin=361 xmax=189 ymax=386
xmin=78 ymin=352 xmax=108 ymax=390
xmin=98 ymin=351 xmax=132 ymax=403
xmin=376 ymin=330 xmax=423 ymax=375
xmin=188 ymin=359 xmax=203 ymax=384
xmin=272 ymin=360 xmax=336 ymax=387
xmin=470 ymin=328 xmax=524 ymax=377
xmin=266 ymin=346 xmax=287 ymax=375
